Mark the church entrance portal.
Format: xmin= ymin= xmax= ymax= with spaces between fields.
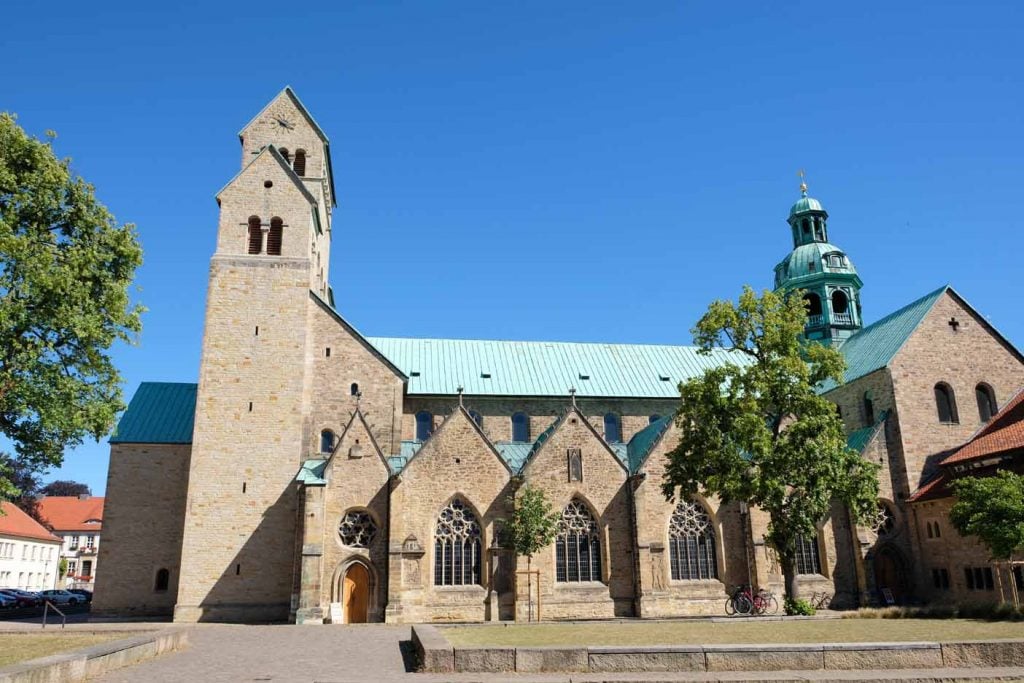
xmin=873 ymin=546 xmax=908 ymax=604
xmin=343 ymin=563 xmax=369 ymax=623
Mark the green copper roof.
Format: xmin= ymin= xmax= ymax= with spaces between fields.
xmin=109 ymin=382 xmax=197 ymax=444
xmin=626 ymin=414 xmax=673 ymax=473
xmin=776 ymin=242 xmax=859 ymax=288
xmin=366 ymin=337 xmax=747 ymax=397
xmin=820 ymin=286 xmax=948 ymax=393
xmin=789 ymin=194 xmax=825 ymax=218
xmin=297 ymin=459 xmax=328 ymax=485
xmin=846 ymin=410 xmax=889 ymax=454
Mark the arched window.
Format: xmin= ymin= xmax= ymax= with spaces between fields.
xmin=603 ymin=413 xmax=622 ymax=443
xmin=434 ymin=499 xmax=481 ymax=586
xmin=468 ymin=410 xmax=483 ymax=428
xmin=247 ymin=215 xmax=262 ymax=254
xmin=555 ymin=499 xmax=601 ymax=582
xmin=976 ymin=383 xmax=997 ymax=422
xmin=649 ymin=414 xmax=662 ymax=424
xmin=803 ymin=292 xmax=822 ymax=318
xmin=831 ymin=290 xmax=849 ymax=315
xmin=320 ymin=429 xmax=335 ymax=454
xmin=801 ymin=218 xmax=810 ymax=236
xmin=267 ymin=217 xmax=283 ymax=256
xmin=415 ymin=411 xmax=433 ymax=441
xmin=795 ymin=534 xmax=822 ymax=575
xmin=293 ymin=149 xmax=306 ymax=176
xmin=669 ymin=500 xmax=718 ymax=580
xmin=279 ymin=147 xmax=290 ymax=164
xmin=338 ymin=509 xmax=377 ymax=548
xmin=154 ymin=568 xmax=169 ymax=592
xmin=934 ymin=383 xmax=959 ymax=424
xmin=863 ymin=392 xmax=875 ymax=425
xmin=350 ymin=382 xmax=360 ymax=396
xmin=511 ymin=412 xmax=530 ymax=442
xmin=872 ymin=502 xmax=895 ymax=537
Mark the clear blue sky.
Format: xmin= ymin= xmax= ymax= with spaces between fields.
xmin=6 ymin=1 xmax=1023 ymax=496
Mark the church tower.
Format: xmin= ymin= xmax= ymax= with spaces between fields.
xmin=174 ymin=88 xmax=336 ymax=622
xmin=773 ymin=181 xmax=863 ymax=343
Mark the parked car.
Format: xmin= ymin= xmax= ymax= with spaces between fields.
xmin=68 ymin=589 xmax=93 ymax=603
xmin=37 ymin=589 xmax=81 ymax=606
xmin=0 ymin=593 xmax=16 ymax=609
xmin=0 ymin=589 xmax=43 ymax=608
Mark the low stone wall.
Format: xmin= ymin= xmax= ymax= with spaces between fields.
xmin=0 ymin=628 xmax=188 ymax=683
xmin=412 ymin=625 xmax=1024 ymax=674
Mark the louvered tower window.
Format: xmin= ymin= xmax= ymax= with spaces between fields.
xmin=293 ymin=149 xmax=306 ymax=176
xmin=247 ymin=216 xmax=262 ymax=254
xmin=267 ymin=217 xmax=283 ymax=255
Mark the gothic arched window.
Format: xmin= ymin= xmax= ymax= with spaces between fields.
xmin=511 ymin=412 xmax=530 ymax=442
xmin=338 ymin=509 xmax=377 ymax=548
xmin=603 ymin=413 xmax=622 ymax=443
xmin=433 ymin=499 xmax=481 ymax=586
xmin=976 ymin=383 xmax=997 ymax=422
xmin=415 ymin=411 xmax=433 ymax=442
xmin=555 ymin=499 xmax=601 ymax=582
xmin=795 ymin=533 xmax=822 ymax=575
xmin=293 ymin=149 xmax=306 ymax=176
xmin=935 ymin=383 xmax=959 ymax=424
xmin=668 ymin=500 xmax=718 ymax=580
xmin=320 ymin=429 xmax=335 ymax=454
xmin=247 ymin=215 xmax=262 ymax=254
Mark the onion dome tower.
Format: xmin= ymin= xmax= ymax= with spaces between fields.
xmin=773 ymin=179 xmax=863 ymax=344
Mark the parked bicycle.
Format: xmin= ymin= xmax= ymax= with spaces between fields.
xmin=725 ymin=585 xmax=779 ymax=616
xmin=810 ymin=591 xmax=832 ymax=609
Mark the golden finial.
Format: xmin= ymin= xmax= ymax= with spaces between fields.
xmin=797 ymin=169 xmax=808 ymax=196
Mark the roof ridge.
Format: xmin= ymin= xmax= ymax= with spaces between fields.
xmin=366 ymin=335 xmax=717 ymax=351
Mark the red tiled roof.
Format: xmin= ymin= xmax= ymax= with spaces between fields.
xmin=907 ymin=473 xmax=950 ymax=503
xmin=0 ymin=502 xmax=62 ymax=543
xmin=36 ymin=496 xmax=104 ymax=532
xmin=942 ymin=387 xmax=1024 ymax=466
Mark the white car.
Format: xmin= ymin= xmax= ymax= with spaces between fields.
xmin=38 ymin=589 xmax=81 ymax=606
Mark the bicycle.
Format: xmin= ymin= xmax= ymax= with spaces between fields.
xmin=726 ymin=585 xmax=779 ymax=616
xmin=810 ymin=591 xmax=832 ymax=609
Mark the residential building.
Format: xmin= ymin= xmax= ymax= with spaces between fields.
xmin=37 ymin=496 xmax=104 ymax=590
xmin=0 ymin=501 xmax=62 ymax=591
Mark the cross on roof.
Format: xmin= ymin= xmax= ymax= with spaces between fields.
xmin=949 ymin=317 xmax=960 ymax=331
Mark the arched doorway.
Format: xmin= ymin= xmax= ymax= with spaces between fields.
xmin=343 ymin=563 xmax=369 ymax=623
xmin=873 ymin=546 xmax=908 ymax=604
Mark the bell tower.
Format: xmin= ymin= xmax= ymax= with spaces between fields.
xmin=773 ymin=179 xmax=864 ymax=344
xmin=175 ymin=88 xmax=335 ymax=623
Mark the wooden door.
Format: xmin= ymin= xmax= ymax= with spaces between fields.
xmin=343 ymin=563 xmax=369 ymax=623
xmin=873 ymin=547 xmax=905 ymax=604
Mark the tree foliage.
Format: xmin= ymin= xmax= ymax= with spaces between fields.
xmin=662 ymin=286 xmax=880 ymax=600
xmin=504 ymin=485 xmax=560 ymax=564
xmin=950 ymin=471 xmax=1024 ymax=561
xmin=0 ymin=113 xmax=143 ymax=502
xmin=40 ymin=480 xmax=91 ymax=497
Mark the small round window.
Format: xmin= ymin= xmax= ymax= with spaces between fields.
xmin=338 ymin=510 xmax=377 ymax=548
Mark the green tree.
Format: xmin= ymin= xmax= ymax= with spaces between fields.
xmin=504 ymin=484 xmax=560 ymax=620
xmin=662 ymin=286 xmax=879 ymax=603
xmin=950 ymin=471 xmax=1024 ymax=604
xmin=59 ymin=557 xmax=68 ymax=579
xmin=0 ymin=113 xmax=143 ymax=503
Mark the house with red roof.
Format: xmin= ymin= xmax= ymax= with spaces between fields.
xmin=0 ymin=501 xmax=62 ymax=591
xmin=909 ymin=387 xmax=1024 ymax=603
xmin=36 ymin=496 xmax=104 ymax=589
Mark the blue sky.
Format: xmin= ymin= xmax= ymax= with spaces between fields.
xmin=6 ymin=1 xmax=1023 ymax=495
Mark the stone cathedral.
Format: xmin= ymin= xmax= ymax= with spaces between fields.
xmin=93 ymin=88 xmax=1024 ymax=623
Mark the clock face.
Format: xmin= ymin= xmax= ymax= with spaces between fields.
xmin=273 ymin=116 xmax=294 ymax=130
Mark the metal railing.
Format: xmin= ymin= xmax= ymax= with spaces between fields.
xmin=806 ymin=314 xmax=823 ymax=327
xmin=42 ymin=600 xmax=66 ymax=629
xmin=833 ymin=312 xmax=854 ymax=325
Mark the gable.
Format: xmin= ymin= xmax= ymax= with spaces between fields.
xmin=521 ymin=408 xmax=628 ymax=481
xmin=216 ymin=145 xmax=316 ymax=206
xmin=399 ymin=407 xmax=512 ymax=481
xmin=322 ymin=411 xmax=391 ymax=481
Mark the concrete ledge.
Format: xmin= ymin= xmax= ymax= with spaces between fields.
xmin=823 ymin=642 xmax=943 ymax=670
xmin=515 ymin=646 xmax=589 ymax=672
xmin=589 ymin=645 xmax=705 ymax=672
xmin=942 ymin=640 xmax=1024 ymax=668
xmin=452 ymin=646 xmax=515 ymax=672
xmin=704 ymin=643 xmax=824 ymax=672
xmin=411 ymin=624 xmax=453 ymax=673
xmin=0 ymin=628 xmax=188 ymax=683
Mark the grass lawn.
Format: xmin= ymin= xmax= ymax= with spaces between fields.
xmin=0 ymin=632 xmax=130 ymax=667
xmin=442 ymin=619 xmax=1024 ymax=647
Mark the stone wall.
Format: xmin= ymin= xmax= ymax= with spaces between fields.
xmin=92 ymin=444 xmax=189 ymax=617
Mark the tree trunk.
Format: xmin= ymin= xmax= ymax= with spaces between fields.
xmin=780 ymin=554 xmax=799 ymax=603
